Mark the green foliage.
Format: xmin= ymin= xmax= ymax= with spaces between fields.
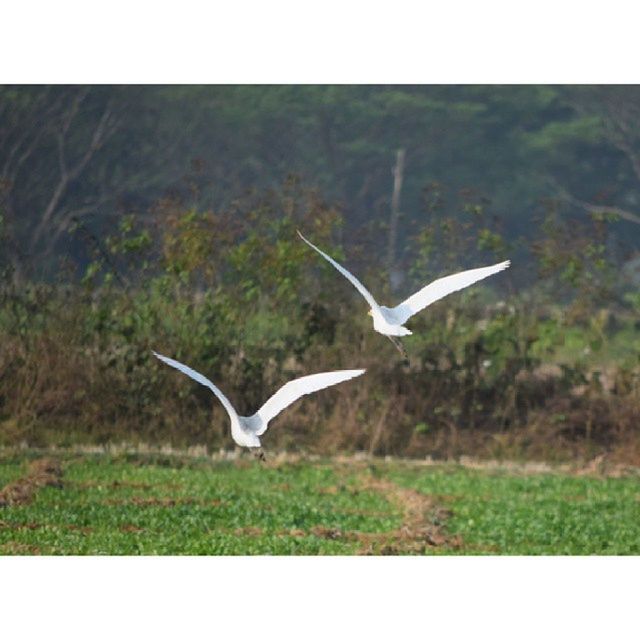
xmin=2 ymin=455 xmax=638 ymax=555
xmin=413 ymin=422 xmax=430 ymax=435
xmin=523 ymin=115 xmax=604 ymax=152
xmin=390 ymin=465 xmax=640 ymax=555
xmin=0 ymin=455 xmax=399 ymax=555
xmin=4 ymin=85 xmax=640 ymax=279
xmin=1 ymin=176 xmax=639 ymax=460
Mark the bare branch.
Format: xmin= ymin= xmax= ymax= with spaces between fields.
xmin=608 ymin=133 xmax=640 ymax=183
xmin=387 ymin=148 xmax=405 ymax=288
xmin=68 ymin=101 xmax=115 ymax=182
xmin=61 ymin=88 xmax=88 ymax=137
xmin=569 ymin=87 xmax=640 ymax=184
xmin=558 ymin=187 xmax=640 ymax=226
xmin=1 ymin=88 xmax=66 ymax=178
xmin=53 ymin=196 xmax=113 ymax=242
xmin=30 ymin=97 xmax=119 ymax=251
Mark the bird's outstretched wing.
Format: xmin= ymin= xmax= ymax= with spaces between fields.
xmin=298 ymin=231 xmax=382 ymax=313
xmin=390 ymin=260 xmax=510 ymax=325
xmin=252 ymin=369 xmax=365 ymax=435
xmin=152 ymin=351 xmax=239 ymax=421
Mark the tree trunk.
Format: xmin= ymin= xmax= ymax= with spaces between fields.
xmin=387 ymin=148 xmax=405 ymax=291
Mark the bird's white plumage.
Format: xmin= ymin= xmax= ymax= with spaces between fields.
xmin=252 ymin=369 xmax=365 ymax=435
xmin=152 ymin=351 xmax=238 ymax=421
xmin=298 ymin=230 xmax=510 ymax=338
xmin=389 ymin=260 xmax=511 ymax=325
xmin=297 ymin=231 xmax=382 ymax=314
xmin=153 ymin=351 xmax=365 ymax=448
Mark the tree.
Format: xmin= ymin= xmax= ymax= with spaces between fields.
xmin=0 ymin=86 xmax=119 ymax=279
xmin=561 ymin=86 xmax=640 ymax=226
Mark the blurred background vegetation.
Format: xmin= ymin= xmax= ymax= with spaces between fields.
xmin=2 ymin=85 xmax=640 ymax=462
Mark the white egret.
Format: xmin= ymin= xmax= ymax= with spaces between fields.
xmin=297 ymin=231 xmax=510 ymax=359
xmin=153 ymin=351 xmax=364 ymax=459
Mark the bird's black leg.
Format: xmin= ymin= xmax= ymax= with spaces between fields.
xmin=387 ymin=335 xmax=409 ymax=364
xmin=252 ymin=448 xmax=266 ymax=463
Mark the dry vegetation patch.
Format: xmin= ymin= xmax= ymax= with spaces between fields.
xmin=120 ymin=524 xmax=145 ymax=533
xmin=354 ymin=475 xmax=461 ymax=555
xmin=0 ymin=542 xmax=42 ymax=554
xmin=0 ymin=458 xmax=63 ymax=507
xmin=103 ymin=497 xmax=223 ymax=507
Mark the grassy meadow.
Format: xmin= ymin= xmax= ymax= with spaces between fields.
xmin=1 ymin=451 xmax=638 ymax=555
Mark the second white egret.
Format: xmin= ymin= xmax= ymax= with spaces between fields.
xmin=298 ymin=231 xmax=510 ymax=358
xmin=153 ymin=351 xmax=364 ymax=459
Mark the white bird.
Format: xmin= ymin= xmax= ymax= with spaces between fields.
xmin=153 ymin=351 xmax=364 ymax=458
xmin=298 ymin=231 xmax=510 ymax=358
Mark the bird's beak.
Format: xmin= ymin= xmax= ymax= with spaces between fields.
xmin=367 ymin=309 xmax=373 ymax=316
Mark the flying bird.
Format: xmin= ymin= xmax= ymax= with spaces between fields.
xmin=153 ymin=351 xmax=364 ymax=460
xmin=298 ymin=231 xmax=510 ymax=359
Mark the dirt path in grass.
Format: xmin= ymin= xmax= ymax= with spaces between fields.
xmin=350 ymin=474 xmax=460 ymax=554
xmin=0 ymin=458 xmax=63 ymax=507
xmin=0 ymin=455 xmax=458 ymax=554
xmin=234 ymin=476 xmax=459 ymax=554
xmin=307 ymin=463 xmax=461 ymax=554
xmin=243 ymin=459 xmax=461 ymax=553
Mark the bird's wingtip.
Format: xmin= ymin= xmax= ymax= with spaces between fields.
xmin=297 ymin=229 xmax=313 ymax=245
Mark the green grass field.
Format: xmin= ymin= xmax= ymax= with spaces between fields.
xmin=0 ymin=452 xmax=638 ymax=555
